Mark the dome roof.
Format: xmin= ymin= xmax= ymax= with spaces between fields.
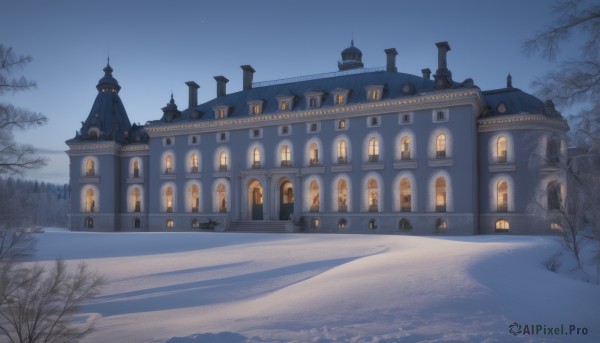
xmin=338 ymin=40 xmax=364 ymax=71
xmin=96 ymin=61 xmax=121 ymax=92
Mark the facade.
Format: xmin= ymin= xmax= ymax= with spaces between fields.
xmin=66 ymin=41 xmax=569 ymax=234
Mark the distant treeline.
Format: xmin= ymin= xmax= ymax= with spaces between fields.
xmin=0 ymin=177 xmax=69 ymax=230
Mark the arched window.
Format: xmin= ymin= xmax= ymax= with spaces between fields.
xmin=133 ymin=160 xmax=140 ymax=177
xmin=165 ymin=186 xmax=174 ymax=213
xmin=253 ymin=148 xmax=261 ymax=168
xmin=547 ymin=181 xmax=561 ymax=210
xmin=497 ymin=137 xmax=507 ymax=163
xmin=400 ymin=178 xmax=411 ymax=212
xmin=281 ymin=145 xmax=291 ymax=167
xmin=435 ymin=177 xmax=446 ymax=212
xmin=368 ymin=219 xmax=377 ymax=229
xmin=219 ymin=151 xmax=228 ymax=171
xmin=310 ymin=218 xmax=320 ymax=228
xmin=85 ymin=159 xmax=95 ymax=177
xmin=368 ymin=138 xmax=379 ymax=162
xmin=190 ymin=153 xmax=199 ymax=173
xmin=217 ymin=183 xmax=227 ymax=212
xmin=436 ymin=134 xmax=446 ymax=158
xmin=401 ymin=136 xmax=411 ymax=160
xmin=495 ymin=219 xmax=509 ymax=231
xmin=166 ymin=219 xmax=174 ymax=229
xmin=338 ymin=218 xmax=347 ymax=229
xmin=337 ymin=179 xmax=348 ymax=212
xmin=190 ymin=184 xmax=199 ymax=212
xmin=309 ymin=143 xmax=319 ymax=166
xmin=497 ymin=181 xmax=508 ymax=212
xmin=368 ymin=179 xmax=378 ymax=212
xmin=85 ymin=188 xmax=96 ymax=213
xmin=547 ymin=137 xmax=561 ymax=164
xmin=399 ymin=218 xmax=412 ymax=231
xmin=436 ymin=218 xmax=447 ymax=230
xmin=337 ymin=140 xmax=347 ymax=164
xmin=132 ymin=187 xmax=141 ymax=212
xmin=310 ymin=180 xmax=320 ymax=212
xmin=165 ymin=155 xmax=173 ymax=174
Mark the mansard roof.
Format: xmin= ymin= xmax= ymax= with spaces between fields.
xmin=481 ymin=87 xmax=560 ymax=117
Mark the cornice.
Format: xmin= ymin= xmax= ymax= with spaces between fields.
xmin=66 ymin=141 xmax=149 ymax=157
xmin=146 ymin=89 xmax=486 ymax=137
xmin=478 ymin=114 xmax=569 ymax=132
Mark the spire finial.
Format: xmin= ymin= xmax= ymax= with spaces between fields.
xmin=351 ymin=39 xmax=354 ymax=47
xmin=507 ymin=73 xmax=513 ymax=88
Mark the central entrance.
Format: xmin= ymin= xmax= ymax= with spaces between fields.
xmin=279 ymin=180 xmax=294 ymax=220
xmin=249 ymin=180 xmax=263 ymax=220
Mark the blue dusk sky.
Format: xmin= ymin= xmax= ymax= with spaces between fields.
xmin=1 ymin=0 xmax=576 ymax=184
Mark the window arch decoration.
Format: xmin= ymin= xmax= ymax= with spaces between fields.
xmin=428 ymin=128 xmax=452 ymax=159
xmin=82 ymin=156 xmax=99 ymax=177
xmin=332 ymin=135 xmax=352 ymax=164
xmin=363 ymin=132 xmax=384 ymax=163
xmin=304 ymin=176 xmax=323 ymax=212
xmin=161 ymin=151 xmax=175 ymax=175
xmin=247 ymin=143 xmax=265 ymax=169
xmin=488 ymin=132 xmax=514 ymax=164
xmin=489 ymin=174 xmax=514 ymax=213
xmin=331 ymin=174 xmax=352 ymax=212
xmin=395 ymin=130 xmax=416 ymax=161
xmin=212 ymin=179 xmax=230 ymax=213
xmin=362 ymin=172 xmax=383 ymax=212
xmin=185 ymin=150 xmax=201 ymax=173
xmin=495 ymin=219 xmax=509 ymax=231
xmin=160 ymin=183 xmax=176 ymax=213
xmin=213 ymin=147 xmax=231 ymax=172
xmin=80 ymin=185 xmax=99 ymax=213
xmin=304 ymin=138 xmax=323 ymax=167
xmin=129 ymin=157 xmax=143 ymax=178
xmin=275 ymin=139 xmax=294 ymax=167
xmin=393 ymin=172 xmax=417 ymax=212
xmin=127 ymin=185 xmax=144 ymax=212
xmin=428 ymin=171 xmax=453 ymax=212
xmin=185 ymin=180 xmax=202 ymax=213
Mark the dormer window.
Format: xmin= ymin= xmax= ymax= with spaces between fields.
xmin=365 ymin=85 xmax=384 ymax=101
xmin=304 ymin=91 xmax=324 ymax=109
xmin=213 ymin=105 xmax=230 ymax=119
xmin=276 ymin=94 xmax=295 ymax=112
xmin=332 ymin=88 xmax=350 ymax=105
xmin=248 ymin=100 xmax=264 ymax=115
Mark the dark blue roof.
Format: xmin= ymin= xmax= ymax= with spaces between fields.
xmin=482 ymin=87 xmax=549 ymax=117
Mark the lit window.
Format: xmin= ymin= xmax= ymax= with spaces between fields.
xmin=400 ymin=178 xmax=411 ymax=212
xmin=497 ymin=181 xmax=508 ymax=212
xmin=370 ymin=89 xmax=379 ymax=100
xmin=190 ymin=154 xmax=199 ymax=173
xmin=495 ymin=219 xmax=509 ymax=231
xmin=281 ymin=145 xmax=291 ymax=167
xmin=368 ymin=138 xmax=379 ymax=162
xmin=310 ymin=218 xmax=320 ymax=228
xmin=190 ymin=184 xmax=199 ymax=213
xmin=166 ymin=219 xmax=174 ymax=228
xmin=337 ymin=179 xmax=348 ymax=212
xmin=252 ymin=104 xmax=260 ymax=115
xmin=219 ymin=152 xmax=228 ymax=171
xmin=497 ymin=137 xmax=507 ymax=163
xmin=217 ymin=183 xmax=227 ymax=212
xmin=436 ymin=134 xmax=446 ymax=158
xmin=336 ymin=94 xmax=344 ymax=104
xmin=253 ymin=148 xmax=261 ymax=168
xmin=132 ymin=187 xmax=141 ymax=212
xmin=401 ymin=136 xmax=411 ymax=160
xmin=165 ymin=155 xmax=173 ymax=174
xmin=133 ymin=160 xmax=140 ymax=178
xmin=309 ymin=143 xmax=319 ymax=166
xmin=337 ymin=140 xmax=347 ymax=164
xmin=218 ymin=109 xmax=226 ymax=118
xmin=85 ymin=159 xmax=95 ymax=177
xmin=85 ymin=188 xmax=96 ymax=213
xmin=165 ymin=186 xmax=174 ymax=213
xmin=368 ymin=179 xmax=378 ymax=212
xmin=310 ymin=180 xmax=320 ymax=212
xmin=338 ymin=119 xmax=346 ymax=129
xmin=435 ymin=177 xmax=446 ymax=212
xmin=281 ymin=101 xmax=289 ymax=111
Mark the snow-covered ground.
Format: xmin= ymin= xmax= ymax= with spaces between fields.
xmin=26 ymin=229 xmax=599 ymax=342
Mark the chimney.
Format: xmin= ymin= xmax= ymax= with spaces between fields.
xmin=384 ymin=48 xmax=398 ymax=72
xmin=185 ymin=81 xmax=200 ymax=108
xmin=214 ymin=76 xmax=229 ymax=97
xmin=241 ymin=65 xmax=255 ymax=91
xmin=435 ymin=41 xmax=451 ymax=74
xmin=421 ymin=68 xmax=431 ymax=80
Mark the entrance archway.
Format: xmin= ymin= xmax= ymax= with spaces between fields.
xmin=248 ymin=180 xmax=264 ymax=220
xmin=279 ymin=180 xmax=294 ymax=220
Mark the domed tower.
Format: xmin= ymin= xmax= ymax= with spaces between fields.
xmin=338 ymin=40 xmax=364 ymax=71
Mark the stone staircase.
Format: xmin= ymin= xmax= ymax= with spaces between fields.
xmin=227 ymin=220 xmax=288 ymax=233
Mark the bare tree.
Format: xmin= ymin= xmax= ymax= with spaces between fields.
xmin=0 ymin=44 xmax=47 ymax=175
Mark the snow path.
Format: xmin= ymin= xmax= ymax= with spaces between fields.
xmin=26 ymin=231 xmax=600 ymax=342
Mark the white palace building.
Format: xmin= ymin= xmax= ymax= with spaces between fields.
xmin=66 ymin=41 xmax=569 ymax=234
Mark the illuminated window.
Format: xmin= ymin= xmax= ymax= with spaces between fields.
xmin=495 ymin=219 xmax=509 ymax=231
xmin=310 ymin=218 xmax=320 ymax=228
xmin=436 ymin=134 xmax=446 ymax=158
xmin=133 ymin=160 xmax=140 ymax=178
xmin=400 ymin=178 xmax=411 ymax=212
xmin=336 ymin=94 xmax=344 ymax=104
xmin=85 ymin=159 xmax=95 ymax=177
xmin=253 ymin=148 xmax=261 ymax=168
xmin=281 ymin=101 xmax=289 ymax=111
xmin=218 ymin=108 xmax=226 ymax=118
xmin=338 ymin=119 xmax=346 ymax=129
xmin=370 ymin=89 xmax=379 ymax=100
xmin=165 ymin=155 xmax=173 ymax=174
xmin=219 ymin=151 xmax=228 ymax=171
xmin=497 ymin=181 xmax=508 ymax=212
xmin=132 ymin=187 xmax=141 ymax=212
xmin=435 ymin=177 xmax=446 ymax=212
xmin=368 ymin=138 xmax=379 ymax=162
xmin=401 ymin=136 xmax=411 ymax=160
xmin=252 ymin=104 xmax=260 ymax=115
xmin=85 ymin=188 xmax=96 ymax=213
xmin=309 ymin=180 xmax=320 ymax=212
xmin=217 ymin=183 xmax=227 ymax=212
xmin=281 ymin=145 xmax=291 ymax=167
xmin=165 ymin=186 xmax=174 ymax=213
xmin=337 ymin=140 xmax=347 ymax=164
xmin=190 ymin=184 xmax=199 ymax=213
xmin=497 ymin=137 xmax=507 ymax=163
xmin=368 ymin=179 xmax=379 ymax=212
xmin=190 ymin=153 xmax=199 ymax=173
xmin=309 ymin=143 xmax=319 ymax=166
xmin=337 ymin=179 xmax=348 ymax=212
xmin=166 ymin=219 xmax=174 ymax=229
